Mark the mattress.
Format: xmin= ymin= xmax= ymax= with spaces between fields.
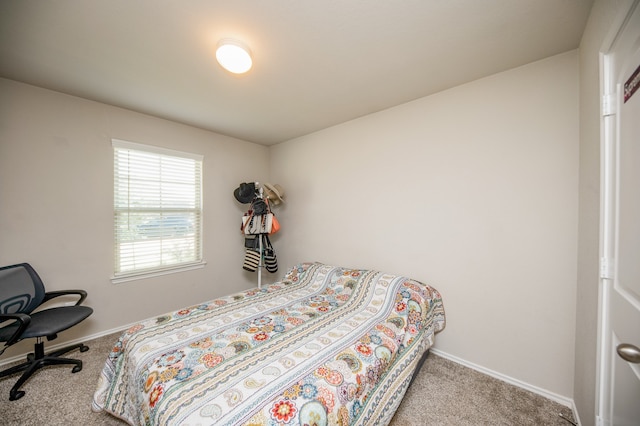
xmin=92 ymin=262 xmax=445 ymax=425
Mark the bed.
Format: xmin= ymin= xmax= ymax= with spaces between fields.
xmin=92 ymin=262 xmax=445 ymax=425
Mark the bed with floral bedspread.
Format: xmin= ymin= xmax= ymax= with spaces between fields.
xmin=92 ymin=262 xmax=445 ymax=425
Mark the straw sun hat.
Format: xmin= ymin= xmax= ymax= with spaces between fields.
xmin=263 ymin=183 xmax=285 ymax=205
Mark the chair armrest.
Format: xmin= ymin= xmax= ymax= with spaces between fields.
xmin=0 ymin=313 xmax=31 ymax=347
xmin=43 ymin=289 xmax=88 ymax=306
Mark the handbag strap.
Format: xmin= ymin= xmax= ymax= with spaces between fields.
xmin=241 ymin=212 xmax=254 ymax=233
xmin=262 ymin=234 xmax=274 ymax=250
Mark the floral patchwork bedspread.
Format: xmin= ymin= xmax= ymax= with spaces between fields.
xmin=92 ymin=263 xmax=445 ymax=425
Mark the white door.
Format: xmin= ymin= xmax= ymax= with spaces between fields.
xmin=598 ymin=2 xmax=640 ymax=426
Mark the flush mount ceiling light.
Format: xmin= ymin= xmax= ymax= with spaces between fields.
xmin=216 ymin=39 xmax=252 ymax=74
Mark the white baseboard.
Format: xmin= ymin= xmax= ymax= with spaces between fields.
xmin=572 ymin=399 xmax=582 ymax=426
xmin=430 ymin=348 xmax=581 ymax=426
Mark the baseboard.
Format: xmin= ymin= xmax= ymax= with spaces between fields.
xmin=430 ymin=348 xmax=581 ymax=426
xmin=571 ymin=399 xmax=583 ymax=426
xmin=0 ymin=324 xmax=130 ymax=368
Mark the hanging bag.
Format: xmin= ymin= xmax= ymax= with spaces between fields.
xmin=244 ymin=235 xmax=259 ymax=249
xmin=262 ymin=235 xmax=278 ymax=273
xmin=264 ymin=196 xmax=280 ymax=235
xmin=251 ymin=198 xmax=268 ymax=215
xmin=242 ymin=248 xmax=260 ymax=272
xmin=241 ymin=213 xmax=273 ymax=234
xmin=241 ymin=214 xmax=253 ymax=234
xmin=270 ymin=214 xmax=280 ymax=234
xmin=240 ymin=207 xmax=254 ymax=234
xmin=240 ymin=197 xmax=272 ymax=235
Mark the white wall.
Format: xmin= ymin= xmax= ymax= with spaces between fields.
xmin=0 ymin=78 xmax=269 ymax=357
xmin=0 ymin=50 xmax=582 ymax=401
xmin=270 ymin=51 xmax=579 ymax=398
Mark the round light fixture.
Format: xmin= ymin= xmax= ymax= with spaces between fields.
xmin=216 ymin=39 xmax=252 ymax=74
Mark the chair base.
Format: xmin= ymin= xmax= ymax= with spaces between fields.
xmin=0 ymin=339 xmax=90 ymax=401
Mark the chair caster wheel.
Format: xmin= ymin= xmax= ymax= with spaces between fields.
xmin=9 ymin=390 xmax=25 ymax=401
xmin=80 ymin=345 xmax=89 ymax=353
xmin=72 ymin=364 xmax=83 ymax=373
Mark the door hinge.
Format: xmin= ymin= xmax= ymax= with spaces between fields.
xmin=600 ymin=257 xmax=615 ymax=279
xmin=602 ymin=93 xmax=617 ymax=116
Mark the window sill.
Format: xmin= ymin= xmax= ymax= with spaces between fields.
xmin=111 ymin=261 xmax=207 ymax=284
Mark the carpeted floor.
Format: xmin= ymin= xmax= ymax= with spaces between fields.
xmin=0 ymin=332 xmax=576 ymax=425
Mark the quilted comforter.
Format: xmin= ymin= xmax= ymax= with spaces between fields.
xmin=92 ymin=263 xmax=445 ymax=425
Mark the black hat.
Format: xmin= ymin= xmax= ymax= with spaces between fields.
xmin=234 ymin=182 xmax=256 ymax=204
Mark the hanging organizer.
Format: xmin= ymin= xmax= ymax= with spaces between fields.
xmin=238 ymin=183 xmax=280 ymax=289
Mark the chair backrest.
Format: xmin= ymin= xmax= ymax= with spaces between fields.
xmin=0 ymin=263 xmax=46 ymax=315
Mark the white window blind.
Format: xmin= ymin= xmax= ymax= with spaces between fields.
xmin=113 ymin=139 xmax=203 ymax=279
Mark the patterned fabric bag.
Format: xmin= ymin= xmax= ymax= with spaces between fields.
xmin=263 ymin=235 xmax=278 ymax=273
xmin=242 ymin=248 xmax=260 ymax=272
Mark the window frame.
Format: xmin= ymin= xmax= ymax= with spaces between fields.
xmin=111 ymin=139 xmax=205 ymax=283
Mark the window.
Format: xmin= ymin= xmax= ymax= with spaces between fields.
xmin=112 ymin=139 xmax=203 ymax=282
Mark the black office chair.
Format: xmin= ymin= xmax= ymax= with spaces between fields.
xmin=0 ymin=263 xmax=93 ymax=400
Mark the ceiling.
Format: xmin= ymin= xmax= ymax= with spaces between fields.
xmin=0 ymin=1 xmax=594 ymax=145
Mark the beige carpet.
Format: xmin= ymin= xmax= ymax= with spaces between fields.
xmin=0 ymin=333 xmax=576 ymax=425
